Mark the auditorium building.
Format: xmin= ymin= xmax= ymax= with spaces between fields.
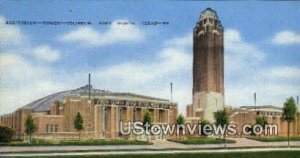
xmin=0 ymin=84 xmax=178 ymax=139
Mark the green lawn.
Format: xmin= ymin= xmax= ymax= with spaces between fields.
xmin=168 ymin=137 xmax=236 ymax=144
xmin=0 ymin=139 xmax=151 ymax=146
xmin=30 ymin=151 xmax=300 ymax=158
xmin=248 ymin=136 xmax=300 ymax=142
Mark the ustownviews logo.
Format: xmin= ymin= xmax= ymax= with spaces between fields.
xmin=120 ymin=122 xmax=278 ymax=136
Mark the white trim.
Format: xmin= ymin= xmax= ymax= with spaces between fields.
xmin=212 ymin=29 xmax=220 ymax=35
xmin=197 ymin=30 xmax=204 ymax=37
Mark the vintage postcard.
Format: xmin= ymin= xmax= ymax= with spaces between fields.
xmin=0 ymin=1 xmax=299 ymax=158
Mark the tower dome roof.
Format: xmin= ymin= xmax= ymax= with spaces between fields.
xmin=200 ymin=8 xmax=218 ymax=20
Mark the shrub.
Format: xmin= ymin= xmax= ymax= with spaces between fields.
xmin=0 ymin=126 xmax=14 ymax=142
xmin=168 ymin=137 xmax=236 ymax=144
xmin=59 ymin=139 xmax=150 ymax=145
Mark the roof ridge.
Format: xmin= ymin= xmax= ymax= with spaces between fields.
xmin=18 ymin=85 xmax=169 ymax=113
xmin=112 ymin=92 xmax=169 ymax=101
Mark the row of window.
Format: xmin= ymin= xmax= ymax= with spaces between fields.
xmin=257 ymin=111 xmax=282 ymax=117
xmin=202 ymin=17 xmax=214 ymax=25
xmin=46 ymin=124 xmax=58 ymax=133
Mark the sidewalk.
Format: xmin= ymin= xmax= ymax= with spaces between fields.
xmin=1 ymin=138 xmax=300 ymax=154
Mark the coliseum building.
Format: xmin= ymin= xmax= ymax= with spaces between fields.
xmin=0 ymin=85 xmax=177 ymax=139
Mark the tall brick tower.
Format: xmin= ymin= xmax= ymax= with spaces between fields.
xmin=192 ymin=8 xmax=224 ymax=122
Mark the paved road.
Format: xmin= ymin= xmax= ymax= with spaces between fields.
xmin=1 ymin=148 xmax=300 ymax=157
xmin=1 ymin=138 xmax=300 ymax=156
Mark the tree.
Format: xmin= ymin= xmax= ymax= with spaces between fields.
xmin=246 ymin=116 xmax=268 ymax=136
xmin=214 ymin=109 xmax=229 ymax=148
xmin=214 ymin=109 xmax=229 ymax=127
xmin=199 ymin=120 xmax=211 ymax=137
xmin=0 ymin=126 xmax=14 ymax=142
xmin=142 ymin=111 xmax=152 ymax=142
xmin=176 ymin=114 xmax=185 ymax=139
xmin=143 ymin=111 xmax=152 ymax=128
xmin=74 ymin=112 xmax=84 ymax=141
xmin=256 ymin=116 xmax=268 ymax=127
xmin=283 ymin=97 xmax=297 ymax=147
xmin=252 ymin=116 xmax=268 ymax=136
xmin=25 ymin=115 xmax=37 ymax=142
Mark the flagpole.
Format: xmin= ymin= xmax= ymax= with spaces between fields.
xmin=170 ymin=83 xmax=173 ymax=105
xmin=89 ymin=73 xmax=91 ymax=100
xmin=297 ymin=96 xmax=299 ymax=111
xmin=254 ymin=92 xmax=257 ymax=114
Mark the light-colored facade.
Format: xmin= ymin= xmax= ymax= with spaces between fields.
xmin=0 ymin=85 xmax=178 ymax=139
